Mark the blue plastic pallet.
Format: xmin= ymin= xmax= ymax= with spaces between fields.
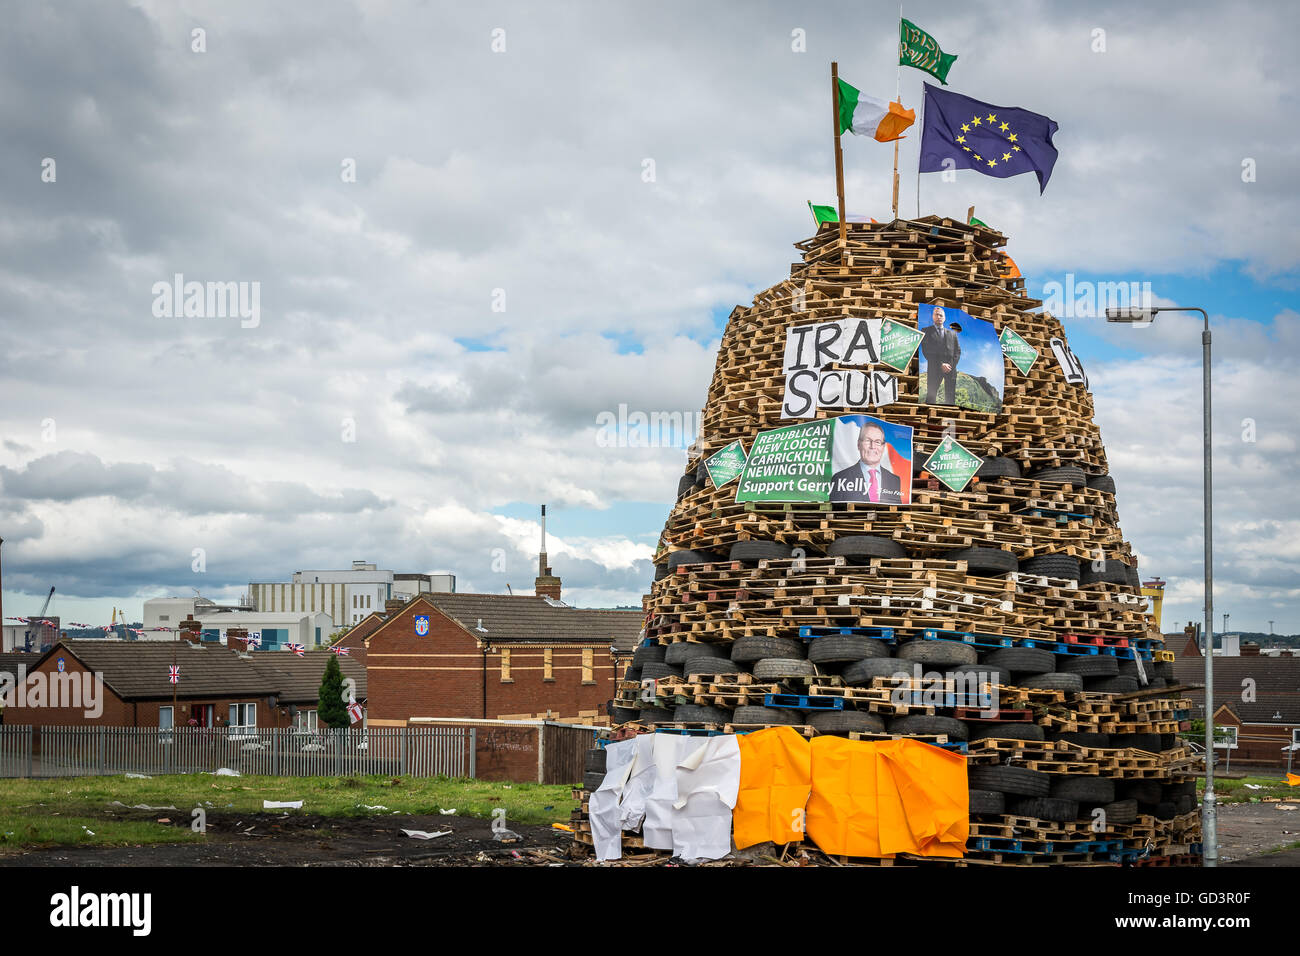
xmin=1016 ymin=507 xmax=1093 ymax=525
xmin=764 ymin=693 xmax=844 ymax=711
xmin=972 ymin=837 xmax=1053 ymax=854
xmin=1021 ymin=638 xmax=1118 ymax=658
xmin=919 ymin=628 xmax=1013 ymax=649
xmin=655 ymin=728 xmax=726 ymax=737
xmin=799 ymin=625 xmax=896 ymax=643
xmin=933 ymin=741 xmax=968 ymax=754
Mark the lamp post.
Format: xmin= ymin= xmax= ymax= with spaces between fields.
xmin=1106 ymin=304 xmax=1216 ymax=866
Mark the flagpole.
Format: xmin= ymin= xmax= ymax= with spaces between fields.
xmin=915 ymin=84 xmax=926 ymax=218
xmin=892 ymin=5 xmax=902 ymax=219
xmin=831 ymin=61 xmax=847 ymax=246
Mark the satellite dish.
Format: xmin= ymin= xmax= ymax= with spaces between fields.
xmin=287 ymin=705 xmax=298 ymax=719
xmin=266 ymin=695 xmax=278 ymax=708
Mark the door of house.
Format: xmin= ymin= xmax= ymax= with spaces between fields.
xmin=190 ymin=704 xmax=214 ymax=727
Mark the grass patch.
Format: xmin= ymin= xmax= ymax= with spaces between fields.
xmin=0 ymin=774 xmax=577 ymax=850
xmin=1204 ymin=776 xmax=1298 ymax=804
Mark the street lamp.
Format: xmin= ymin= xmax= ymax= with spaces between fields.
xmin=1106 ymin=304 xmax=1217 ymax=867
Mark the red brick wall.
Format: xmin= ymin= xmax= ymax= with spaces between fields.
xmin=366 ymin=599 xmax=625 ymax=722
xmin=2 ymin=653 xmax=130 ymax=726
xmin=1 ymin=652 xmax=277 ymax=729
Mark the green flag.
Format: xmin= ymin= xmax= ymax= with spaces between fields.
xmin=899 ymin=18 xmax=957 ymax=84
xmin=808 ymin=202 xmax=838 ymax=225
xmin=968 ymin=215 xmax=988 ymax=228
xmin=807 ymin=201 xmax=877 ymax=226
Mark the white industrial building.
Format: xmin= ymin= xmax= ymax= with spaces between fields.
xmin=249 ymin=561 xmax=456 ymax=627
xmin=193 ymin=611 xmax=335 ymax=650
xmin=2 ymin=623 xmax=50 ymax=652
xmin=142 ymin=595 xmax=252 ymax=636
xmin=249 ymin=560 xmax=393 ymax=627
xmin=393 ymin=572 xmax=455 ymax=599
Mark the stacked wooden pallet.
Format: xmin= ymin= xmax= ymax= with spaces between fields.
xmin=577 ymin=217 xmax=1199 ymax=866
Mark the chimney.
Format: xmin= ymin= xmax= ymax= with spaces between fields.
xmin=1242 ymin=642 xmax=1261 ymax=657
xmin=178 ymin=614 xmax=203 ymax=646
xmin=539 ymin=505 xmax=548 ymax=578
xmin=534 ymin=504 xmax=562 ymax=601
xmin=227 ymin=625 xmax=250 ymax=655
xmin=384 ymin=599 xmax=404 ymax=616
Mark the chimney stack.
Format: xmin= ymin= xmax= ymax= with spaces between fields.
xmin=178 ymin=614 xmax=203 ymax=646
xmin=534 ymin=504 xmax=562 ymax=601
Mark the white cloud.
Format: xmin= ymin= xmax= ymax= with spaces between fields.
xmin=0 ymin=0 xmax=1295 ymax=630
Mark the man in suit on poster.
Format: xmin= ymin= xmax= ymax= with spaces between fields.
xmin=830 ymin=422 xmax=903 ymax=504
xmin=921 ymin=306 xmax=962 ymax=404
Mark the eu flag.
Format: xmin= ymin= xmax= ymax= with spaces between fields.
xmin=918 ymin=83 xmax=1059 ymax=193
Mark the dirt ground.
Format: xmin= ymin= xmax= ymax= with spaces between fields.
xmin=1 ymin=801 xmax=1297 ymax=866
xmin=0 ymin=810 xmax=578 ymax=867
xmin=1215 ymin=801 xmax=1300 ymax=865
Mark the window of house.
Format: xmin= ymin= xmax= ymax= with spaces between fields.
xmin=159 ymin=706 xmax=174 ymax=744
xmin=294 ymin=709 xmax=318 ymax=733
xmin=159 ymin=614 xmax=170 ymax=622
xmin=500 ymin=648 xmax=512 ymax=682
xmin=228 ymin=703 xmax=257 ymax=733
xmin=582 ymin=648 xmax=594 ymax=684
xmin=543 ymin=647 xmax=554 ymax=681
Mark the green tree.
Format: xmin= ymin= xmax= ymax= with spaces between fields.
xmin=317 ymin=655 xmax=350 ymax=728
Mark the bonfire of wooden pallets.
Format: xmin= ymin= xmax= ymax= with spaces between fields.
xmin=572 ymin=217 xmax=1202 ymax=867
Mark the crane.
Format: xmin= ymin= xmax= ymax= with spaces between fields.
xmin=29 ymin=586 xmax=55 ymax=651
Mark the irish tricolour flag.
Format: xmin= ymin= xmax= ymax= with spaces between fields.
xmin=837 ymin=78 xmax=915 ymax=142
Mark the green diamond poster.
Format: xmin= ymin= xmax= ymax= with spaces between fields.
xmin=922 ymin=436 xmax=983 ymax=492
xmin=880 ymin=318 xmax=924 ymax=371
xmin=704 ymin=440 xmax=748 ymax=488
xmin=999 ymin=327 xmax=1038 ymax=376
xmin=735 ymin=419 xmax=835 ymax=503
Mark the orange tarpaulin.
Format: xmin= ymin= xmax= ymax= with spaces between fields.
xmin=734 ymin=727 xmax=812 ymax=849
xmin=805 ymin=736 xmax=968 ymax=858
xmin=876 ymin=739 xmax=969 ymax=857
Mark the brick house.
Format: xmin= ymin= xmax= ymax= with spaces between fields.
xmin=1172 ymin=626 xmax=1300 ymax=768
xmin=330 ymin=608 xmax=390 ymax=666
xmin=249 ymin=649 xmax=367 ymax=732
xmin=363 ymin=592 xmax=642 ymax=726
xmin=0 ymin=640 xmax=366 ymax=732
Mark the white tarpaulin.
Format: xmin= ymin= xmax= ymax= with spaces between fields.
xmin=672 ymin=734 xmax=741 ymax=861
xmin=590 ymin=738 xmax=638 ymax=862
xmin=589 ymin=732 xmax=741 ymax=862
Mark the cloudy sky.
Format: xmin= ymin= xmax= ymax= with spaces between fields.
xmin=1 ymin=0 xmax=1296 ymax=635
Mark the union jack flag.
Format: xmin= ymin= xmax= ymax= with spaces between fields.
xmin=286 ymin=643 xmax=305 ymax=657
xmin=330 ymin=646 xmax=350 ymax=656
xmin=168 ymin=665 xmax=180 ymax=684
xmin=347 ymin=701 xmax=363 ymax=724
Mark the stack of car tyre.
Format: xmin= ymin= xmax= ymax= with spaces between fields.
xmin=577 ymin=218 xmax=1198 ymax=865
